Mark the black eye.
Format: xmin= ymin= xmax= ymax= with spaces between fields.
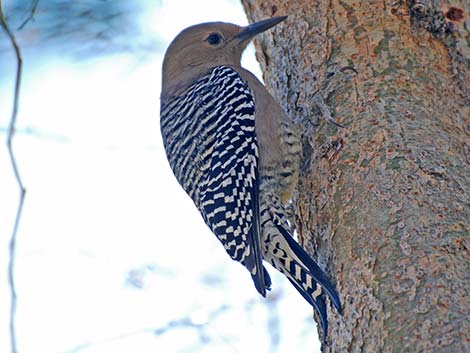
xmin=207 ymin=33 xmax=222 ymax=45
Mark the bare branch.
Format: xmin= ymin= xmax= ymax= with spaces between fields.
xmin=0 ymin=1 xmax=26 ymax=353
xmin=17 ymin=0 xmax=40 ymax=30
xmin=62 ymin=306 xmax=233 ymax=353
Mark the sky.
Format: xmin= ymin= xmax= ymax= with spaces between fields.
xmin=0 ymin=1 xmax=321 ymax=352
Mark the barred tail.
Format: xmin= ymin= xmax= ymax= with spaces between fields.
xmin=264 ymin=223 xmax=342 ymax=337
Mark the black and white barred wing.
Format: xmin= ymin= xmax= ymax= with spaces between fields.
xmin=160 ymin=66 xmax=270 ymax=295
xmin=199 ymin=67 xmax=270 ymax=296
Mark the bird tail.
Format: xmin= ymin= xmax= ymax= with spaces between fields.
xmin=264 ymin=223 xmax=342 ymax=336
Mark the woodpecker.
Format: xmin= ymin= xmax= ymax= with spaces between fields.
xmin=160 ymin=16 xmax=341 ymax=337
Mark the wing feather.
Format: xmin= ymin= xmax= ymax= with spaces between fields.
xmin=198 ymin=67 xmax=269 ymax=294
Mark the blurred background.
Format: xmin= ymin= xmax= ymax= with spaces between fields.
xmin=0 ymin=1 xmax=320 ymax=352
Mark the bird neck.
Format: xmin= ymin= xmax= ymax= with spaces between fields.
xmin=161 ymin=63 xmax=211 ymax=103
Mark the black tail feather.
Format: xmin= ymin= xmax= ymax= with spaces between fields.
xmin=277 ymin=225 xmax=342 ymax=313
xmin=286 ymin=276 xmax=329 ymax=340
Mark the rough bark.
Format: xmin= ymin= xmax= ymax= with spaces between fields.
xmin=241 ymin=1 xmax=470 ymax=352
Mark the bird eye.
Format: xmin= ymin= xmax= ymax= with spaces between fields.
xmin=206 ymin=33 xmax=222 ymax=46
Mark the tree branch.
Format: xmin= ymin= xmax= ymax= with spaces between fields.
xmin=0 ymin=2 xmax=26 ymax=353
xmin=17 ymin=0 xmax=40 ymax=30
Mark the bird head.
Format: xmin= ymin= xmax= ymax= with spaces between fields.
xmin=161 ymin=16 xmax=287 ymax=101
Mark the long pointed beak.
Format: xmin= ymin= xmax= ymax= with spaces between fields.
xmin=234 ymin=16 xmax=287 ymax=42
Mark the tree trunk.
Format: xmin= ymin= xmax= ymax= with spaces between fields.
xmin=241 ymin=1 xmax=470 ymax=352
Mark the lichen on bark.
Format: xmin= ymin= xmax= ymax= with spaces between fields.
xmin=242 ymin=0 xmax=470 ymax=352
